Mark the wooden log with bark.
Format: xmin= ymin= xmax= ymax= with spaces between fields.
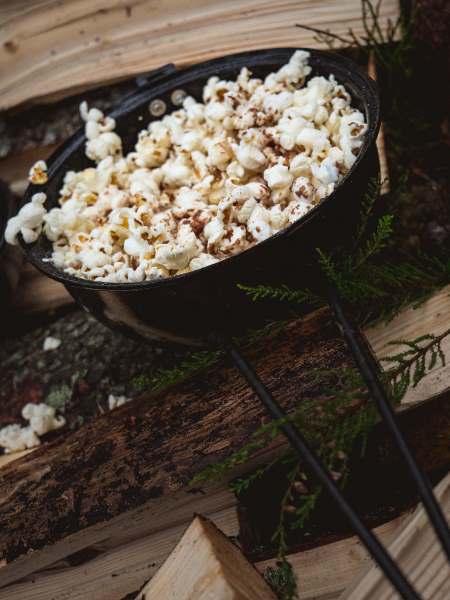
xmin=0 ymin=309 xmax=350 ymax=579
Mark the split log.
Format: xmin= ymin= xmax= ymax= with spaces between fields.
xmin=137 ymin=515 xmax=276 ymax=600
xmin=256 ymin=513 xmax=410 ymax=600
xmin=0 ymin=0 xmax=401 ymax=110
xmin=340 ymin=472 xmax=450 ymax=600
xmin=0 ymin=504 xmax=240 ymax=600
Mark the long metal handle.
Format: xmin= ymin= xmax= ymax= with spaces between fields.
xmin=222 ymin=337 xmax=420 ymax=600
xmin=325 ymin=281 xmax=450 ymax=560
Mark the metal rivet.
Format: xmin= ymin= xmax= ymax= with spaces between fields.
xmin=149 ymin=99 xmax=166 ymax=117
xmin=171 ymin=89 xmax=187 ymax=106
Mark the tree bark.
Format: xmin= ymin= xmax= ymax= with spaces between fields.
xmin=0 ymin=309 xmax=348 ymax=565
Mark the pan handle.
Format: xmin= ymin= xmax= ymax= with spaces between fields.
xmin=134 ymin=63 xmax=178 ymax=89
xmin=220 ymin=335 xmax=420 ymax=600
xmin=324 ymin=278 xmax=450 ymax=559
xmin=114 ymin=63 xmax=178 ymax=108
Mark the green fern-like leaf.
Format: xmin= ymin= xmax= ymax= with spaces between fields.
xmin=264 ymin=558 xmax=298 ymax=600
xmin=237 ymin=283 xmax=320 ymax=306
xmin=354 ymin=214 xmax=394 ymax=269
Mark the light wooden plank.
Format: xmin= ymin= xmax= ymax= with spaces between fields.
xmin=0 ymin=449 xmax=33 ymax=470
xmin=368 ymin=53 xmax=390 ymax=194
xmin=256 ymin=513 xmax=410 ymax=600
xmin=137 ymin=515 xmax=276 ymax=600
xmin=0 ymin=0 xmax=400 ymax=110
xmin=365 ymin=284 xmax=450 ymax=406
xmin=340 ymin=472 xmax=450 ymax=599
xmin=0 ymin=486 xmax=240 ymax=594
xmin=0 ymin=506 xmax=240 ymax=600
xmin=1 ymin=510 xmax=411 ymax=600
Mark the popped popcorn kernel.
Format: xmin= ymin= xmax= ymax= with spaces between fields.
xmin=0 ymin=402 xmax=65 ymax=454
xmin=108 ymin=394 xmax=131 ymax=410
xmin=28 ymin=160 xmax=48 ymax=185
xmin=43 ymin=336 xmax=61 ymax=351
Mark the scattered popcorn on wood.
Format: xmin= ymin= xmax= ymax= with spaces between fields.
xmin=108 ymin=394 xmax=131 ymax=410
xmin=43 ymin=336 xmax=61 ymax=351
xmin=21 ymin=403 xmax=66 ymax=436
xmin=0 ymin=403 xmax=65 ymax=454
xmin=28 ymin=160 xmax=48 ymax=185
xmin=7 ymin=52 xmax=367 ymax=282
xmin=0 ymin=425 xmax=40 ymax=454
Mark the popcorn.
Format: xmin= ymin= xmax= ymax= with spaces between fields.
xmin=80 ymin=101 xmax=122 ymax=162
xmin=263 ymin=91 xmax=293 ymax=115
xmin=204 ymin=214 xmax=226 ymax=249
xmin=123 ymin=236 xmax=153 ymax=258
xmin=43 ymin=336 xmax=61 ymax=351
xmin=287 ymin=199 xmax=313 ymax=223
xmin=190 ymin=253 xmax=219 ymax=270
xmin=264 ymin=164 xmax=293 ymax=190
xmin=234 ymin=141 xmax=266 ymax=171
xmin=265 ymin=50 xmax=311 ymax=89
xmin=237 ymin=197 xmax=257 ymax=224
xmin=247 ymin=205 xmax=273 ymax=242
xmin=154 ymin=224 xmax=200 ymax=270
xmin=207 ymin=141 xmax=233 ymax=170
xmin=339 ymin=112 xmax=367 ymax=169
xmin=86 ymin=132 xmax=122 ymax=162
xmin=0 ymin=402 xmax=65 ymax=454
xmin=8 ymin=51 xmax=366 ymax=282
xmin=5 ymin=192 xmax=47 ymax=245
xmin=292 ymin=177 xmax=315 ymax=202
xmin=28 ymin=160 xmax=48 ymax=184
xmin=21 ymin=403 xmax=65 ymax=436
xmin=0 ymin=425 xmax=40 ymax=454
xmin=108 ymin=394 xmax=130 ymax=410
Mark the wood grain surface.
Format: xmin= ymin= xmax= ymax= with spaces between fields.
xmin=340 ymin=472 xmax=450 ymax=600
xmin=0 ymin=0 xmax=400 ymax=110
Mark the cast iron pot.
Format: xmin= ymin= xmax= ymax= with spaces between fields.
xmin=20 ymin=48 xmax=380 ymax=346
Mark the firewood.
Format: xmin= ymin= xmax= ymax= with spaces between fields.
xmin=0 ymin=309 xmax=350 ymax=587
xmin=340 ymin=472 xmax=450 ymax=600
xmin=0 ymin=0 xmax=400 ymax=110
xmin=0 ymin=286 xmax=449 ymax=591
xmin=136 ymin=515 xmax=276 ymax=600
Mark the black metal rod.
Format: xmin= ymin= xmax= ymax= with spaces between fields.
xmin=223 ymin=338 xmax=420 ymax=600
xmin=325 ymin=281 xmax=450 ymax=561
